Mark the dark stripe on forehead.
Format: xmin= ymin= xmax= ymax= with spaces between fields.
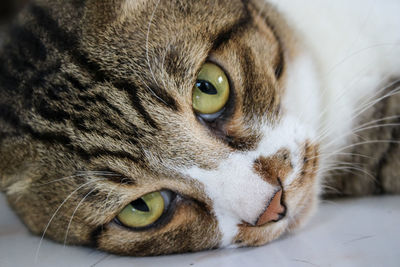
xmin=29 ymin=5 xmax=76 ymax=52
xmin=0 ymin=106 xmax=144 ymax=167
xmin=211 ymin=0 xmax=252 ymax=51
xmin=0 ymin=104 xmax=24 ymax=129
xmin=94 ymin=168 xmax=136 ymax=185
xmin=0 ymin=64 xmax=20 ymax=93
xmin=64 ymin=74 xmax=87 ymax=92
xmin=239 ymin=44 xmax=277 ymax=116
xmin=0 ymin=103 xmax=72 ymax=145
xmin=76 ymin=147 xmax=144 ymax=166
xmin=36 ymin=99 xmax=71 ymax=121
xmin=3 ymin=58 xmax=62 ymax=107
xmin=247 ymin=0 xmax=285 ymax=79
xmin=113 ymin=82 xmax=158 ymax=129
xmin=28 ymin=4 xmax=178 ymax=128
xmin=0 ymin=102 xmax=144 ymax=164
xmin=264 ymin=21 xmax=284 ymax=79
xmin=9 ymin=26 xmax=47 ymax=61
xmin=75 ymin=93 xmax=124 ymax=119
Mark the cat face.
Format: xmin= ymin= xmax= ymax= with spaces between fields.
xmin=0 ymin=0 xmax=321 ymax=256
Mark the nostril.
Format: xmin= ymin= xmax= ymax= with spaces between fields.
xmin=256 ymin=189 xmax=286 ymax=226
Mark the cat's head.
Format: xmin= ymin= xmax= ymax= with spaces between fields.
xmin=0 ymin=0 xmax=322 ymax=256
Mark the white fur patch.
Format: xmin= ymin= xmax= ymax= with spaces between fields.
xmin=268 ymin=0 xmax=400 ymax=149
xmin=184 ymin=153 xmax=276 ymax=246
xmin=183 ymin=116 xmax=318 ymax=246
xmin=183 ymin=0 xmax=400 ymax=247
xmin=182 ymin=51 xmax=321 ymax=246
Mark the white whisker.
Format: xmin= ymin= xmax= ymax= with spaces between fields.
xmin=63 ymin=187 xmax=100 ymax=246
xmin=35 ymin=178 xmax=103 ymax=262
xmin=35 ymin=172 xmax=118 ymax=186
xmin=327 ymin=43 xmax=400 ymax=75
xmin=137 ymin=74 xmax=168 ymax=106
xmin=145 ymin=0 xmax=161 ymax=87
xmin=315 ymin=79 xmax=400 ymax=144
xmin=321 ymin=122 xmax=400 ymax=150
xmin=95 ymin=177 xmax=130 ymax=220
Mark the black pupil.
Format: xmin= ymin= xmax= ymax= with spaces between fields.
xmin=196 ymin=80 xmax=217 ymax=95
xmin=131 ymin=198 xmax=150 ymax=212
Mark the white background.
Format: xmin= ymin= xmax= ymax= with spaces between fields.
xmin=0 ymin=194 xmax=399 ymax=267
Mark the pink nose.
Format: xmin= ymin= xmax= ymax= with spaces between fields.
xmin=256 ymin=189 xmax=286 ymax=226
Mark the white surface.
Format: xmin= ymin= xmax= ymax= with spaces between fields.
xmin=0 ymin=194 xmax=399 ymax=267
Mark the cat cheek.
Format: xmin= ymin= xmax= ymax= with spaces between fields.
xmin=94 ymin=199 xmax=222 ymax=256
xmin=284 ymin=142 xmax=320 ymax=229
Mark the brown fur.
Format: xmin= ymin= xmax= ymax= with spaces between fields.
xmin=0 ymin=0 xmax=295 ymax=256
xmin=235 ymin=143 xmax=319 ymax=246
xmin=0 ymin=0 xmax=397 ymax=257
xmin=254 ymin=149 xmax=292 ymax=186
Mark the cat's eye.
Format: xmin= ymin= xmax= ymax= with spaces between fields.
xmin=192 ymin=62 xmax=230 ymax=114
xmin=116 ymin=191 xmax=173 ymax=229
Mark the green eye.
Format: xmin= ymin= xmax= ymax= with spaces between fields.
xmin=192 ymin=62 xmax=230 ymax=114
xmin=116 ymin=191 xmax=172 ymax=228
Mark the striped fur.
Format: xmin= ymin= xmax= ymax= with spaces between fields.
xmin=0 ymin=0 xmax=399 ymax=256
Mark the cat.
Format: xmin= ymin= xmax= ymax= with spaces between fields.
xmin=0 ymin=0 xmax=399 ymax=257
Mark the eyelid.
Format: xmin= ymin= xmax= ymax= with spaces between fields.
xmin=160 ymin=190 xmax=173 ymax=212
xmin=197 ymin=108 xmax=226 ymax=122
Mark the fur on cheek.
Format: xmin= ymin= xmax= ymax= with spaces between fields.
xmin=285 ymin=142 xmax=320 ymax=231
xmin=95 ymin=200 xmax=222 ymax=256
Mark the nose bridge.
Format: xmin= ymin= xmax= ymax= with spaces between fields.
xmin=213 ymin=149 xmax=292 ymax=225
xmin=251 ymin=149 xmax=292 ymax=226
xmin=218 ymin=155 xmax=276 ymax=224
xmin=253 ymin=149 xmax=292 ymax=186
xmin=185 ymin=153 xmax=277 ymax=225
xmin=185 ymin=149 xmax=293 ymax=229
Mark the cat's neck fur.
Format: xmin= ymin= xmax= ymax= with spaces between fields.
xmin=273 ymin=0 xmax=400 ymax=151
